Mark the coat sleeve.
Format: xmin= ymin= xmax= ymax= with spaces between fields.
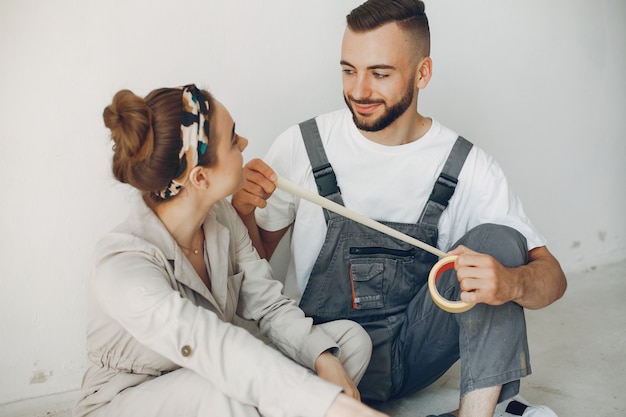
xmin=219 ymin=201 xmax=343 ymax=370
xmin=92 ymin=238 xmax=340 ymax=417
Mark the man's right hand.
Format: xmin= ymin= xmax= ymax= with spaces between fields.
xmin=232 ymin=158 xmax=277 ymax=217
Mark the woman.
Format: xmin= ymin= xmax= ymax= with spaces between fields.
xmin=74 ymin=85 xmax=387 ymax=417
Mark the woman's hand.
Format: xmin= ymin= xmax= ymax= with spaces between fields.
xmin=325 ymin=393 xmax=390 ymax=417
xmin=315 ymin=350 xmax=360 ymax=400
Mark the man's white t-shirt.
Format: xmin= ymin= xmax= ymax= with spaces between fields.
xmin=257 ymin=109 xmax=545 ymax=301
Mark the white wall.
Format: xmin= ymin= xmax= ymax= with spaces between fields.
xmin=1 ymin=0 xmax=624 ymax=405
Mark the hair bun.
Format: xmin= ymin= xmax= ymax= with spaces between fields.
xmin=103 ymin=89 xmax=155 ymax=185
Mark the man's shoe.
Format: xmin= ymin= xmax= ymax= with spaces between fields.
xmin=495 ymin=395 xmax=558 ymax=417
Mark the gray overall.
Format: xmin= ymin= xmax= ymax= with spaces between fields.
xmin=297 ymin=119 xmax=532 ymax=403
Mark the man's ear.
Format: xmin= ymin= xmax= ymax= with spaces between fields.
xmin=416 ymin=56 xmax=433 ymax=89
xmin=188 ymin=166 xmax=210 ymax=190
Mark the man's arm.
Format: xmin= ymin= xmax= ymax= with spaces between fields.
xmin=232 ymin=158 xmax=291 ymax=260
xmin=450 ymin=245 xmax=567 ymax=310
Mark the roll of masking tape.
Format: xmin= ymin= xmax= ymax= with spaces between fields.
xmin=427 ymin=255 xmax=475 ymax=313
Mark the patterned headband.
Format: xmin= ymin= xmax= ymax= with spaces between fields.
xmin=156 ymin=84 xmax=210 ymax=199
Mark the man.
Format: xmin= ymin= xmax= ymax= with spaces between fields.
xmin=232 ymin=1 xmax=567 ymax=416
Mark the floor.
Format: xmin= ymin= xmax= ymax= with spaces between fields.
xmin=1 ymin=259 xmax=624 ymax=417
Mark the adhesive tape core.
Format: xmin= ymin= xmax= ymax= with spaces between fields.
xmin=428 ymin=255 xmax=475 ymax=314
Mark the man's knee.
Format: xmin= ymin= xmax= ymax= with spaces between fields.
xmin=454 ymin=223 xmax=528 ymax=267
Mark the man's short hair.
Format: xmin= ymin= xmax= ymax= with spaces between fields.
xmin=347 ymin=0 xmax=430 ymax=58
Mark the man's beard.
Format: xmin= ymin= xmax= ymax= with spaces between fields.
xmin=344 ymin=77 xmax=415 ymax=132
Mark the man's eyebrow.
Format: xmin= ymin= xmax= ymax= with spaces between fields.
xmin=340 ymin=60 xmax=396 ymax=71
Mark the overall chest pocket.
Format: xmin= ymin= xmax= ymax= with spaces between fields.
xmin=349 ymin=246 xmax=416 ymax=310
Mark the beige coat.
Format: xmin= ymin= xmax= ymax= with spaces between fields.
xmin=74 ymin=198 xmax=344 ymax=417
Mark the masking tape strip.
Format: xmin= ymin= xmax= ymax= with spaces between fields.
xmin=275 ymin=176 xmax=446 ymax=257
xmin=275 ymin=176 xmax=474 ymax=313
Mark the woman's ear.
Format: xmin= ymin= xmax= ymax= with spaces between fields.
xmin=188 ymin=166 xmax=210 ymax=190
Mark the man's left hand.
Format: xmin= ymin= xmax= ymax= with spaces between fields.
xmin=448 ymin=245 xmax=521 ymax=306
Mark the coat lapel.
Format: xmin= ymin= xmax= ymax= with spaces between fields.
xmin=127 ymin=198 xmax=224 ymax=317
xmin=203 ymin=211 xmax=231 ymax=315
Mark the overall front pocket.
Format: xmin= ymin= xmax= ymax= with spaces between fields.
xmin=349 ymin=247 xmax=416 ymax=310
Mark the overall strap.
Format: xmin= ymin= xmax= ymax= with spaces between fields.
xmin=299 ymin=118 xmax=344 ymax=222
xmin=418 ymin=136 xmax=473 ymax=226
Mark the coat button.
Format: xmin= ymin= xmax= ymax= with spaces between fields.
xmin=181 ymin=345 xmax=192 ymax=357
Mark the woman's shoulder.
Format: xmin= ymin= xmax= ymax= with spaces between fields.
xmin=93 ymin=229 xmax=165 ymax=271
xmin=93 ymin=206 xmax=171 ymax=270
